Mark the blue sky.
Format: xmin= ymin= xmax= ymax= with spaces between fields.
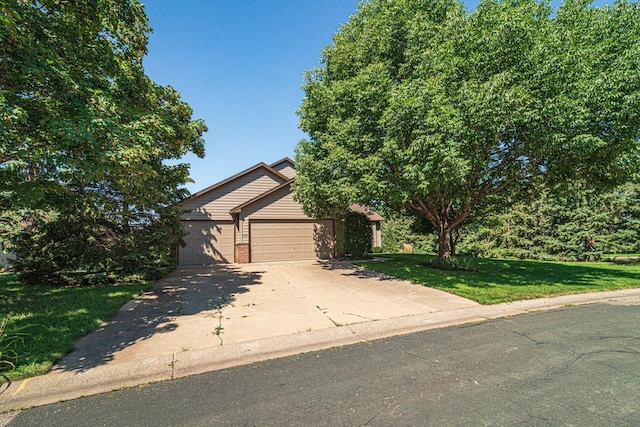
xmin=142 ymin=0 xmax=604 ymax=194
xmin=143 ymin=1 xmax=362 ymax=193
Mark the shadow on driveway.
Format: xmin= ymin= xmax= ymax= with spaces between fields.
xmin=318 ymin=259 xmax=396 ymax=280
xmin=52 ymin=265 xmax=263 ymax=373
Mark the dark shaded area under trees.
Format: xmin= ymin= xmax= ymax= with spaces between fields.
xmin=0 ymin=1 xmax=206 ymax=285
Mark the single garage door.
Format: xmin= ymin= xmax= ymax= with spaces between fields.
xmin=180 ymin=221 xmax=235 ymax=264
xmin=250 ymin=220 xmax=334 ymax=262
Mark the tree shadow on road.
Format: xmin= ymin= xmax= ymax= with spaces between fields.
xmin=52 ymin=264 xmax=263 ymax=373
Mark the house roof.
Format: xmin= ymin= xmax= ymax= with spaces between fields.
xmin=229 ymin=178 xmax=384 ymax=222
xmin=269 ymin=157 xmax=295 ymax=169
xmin=349 ymin=204 xmax=385 ymax=222
xmin=179 ymin=162 xmax=289 ymax=205
xmin=179 ymin=157 xmax=383 ymax=222
xmin=229 ymin=179 xmax=294 ymax=214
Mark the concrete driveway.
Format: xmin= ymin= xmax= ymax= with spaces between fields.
xmin=4 ymin=260 xmax=640 ymax=412
xmin=54 ymin=260 xmax=479 ymax=370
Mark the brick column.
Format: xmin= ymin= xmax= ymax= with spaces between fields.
xmin=235 ymin=243 xmax=250 ymax=263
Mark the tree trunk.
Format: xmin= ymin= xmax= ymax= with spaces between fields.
xmin=408 ymin=194 xmax=468 ymax=265
xmin=450 ymin=228 xmax=458 ymax=257
xmin=437 ymin=225 xmax=452 ymax=264
xmin=122 ymin=198 xmax=131 ymax=234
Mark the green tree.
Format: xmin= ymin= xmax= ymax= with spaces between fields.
xmin=1 ymin=0 xmax=206 ymax=283
xmin=294 ymin=0 xmax=640 ymax=264
xmin=380 ymin=214 xmax=416 ymax=254
xmin=378 ymin=210 xmax=436 ymax=254
xmin=340 ymin=211 xmax=373 ymax=258
xmin=457 ymin=183 xmax=640 ymax=260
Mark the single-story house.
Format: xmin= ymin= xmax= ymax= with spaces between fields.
xmin=177 ymin=158 xmax=383 ymax=264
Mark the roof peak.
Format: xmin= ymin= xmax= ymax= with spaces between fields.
xmin=269 ymin=157 xmax=295 ymax=168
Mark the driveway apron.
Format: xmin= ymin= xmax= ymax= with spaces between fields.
xmin=53 ymin=260 xmax=478 ymax=372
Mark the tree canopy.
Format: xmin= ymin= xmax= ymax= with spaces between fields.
xmin=294 ymin=0 xmax=640 ymax=263
xmin=0 ymin=0 xmax=206 ymax=283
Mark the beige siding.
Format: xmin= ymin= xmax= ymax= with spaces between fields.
xmin=250 ymin=220 xmax=334 ymax=262
xmin=179 ymin=221 xmax=234 ymax=264
xmin=272 ymin=162 xmax=296 ymax=179
xmin=243 ymin=187 xmax=309 ymax=219
xmin=238 ymin=186 xmax=311 ymax=243
xmin=180 ymin=168 xmax=283 ymax=220
xmin=372 ymin=222 xmax=382 ymax=247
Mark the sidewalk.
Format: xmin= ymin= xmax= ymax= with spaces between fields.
xmin=1 ymin=261 xmax=639 ymax=413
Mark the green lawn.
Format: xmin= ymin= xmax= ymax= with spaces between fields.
xmin=358 ymin=254 xmax=640 ymax=305
xmin=0 ymin=273 xmax=152 ymax=382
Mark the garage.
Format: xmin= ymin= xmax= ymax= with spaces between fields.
xmin=179 ymin=221 xmax=235 ymax=264
xmin=177 ymin=159 xmax=382 ymax=264
xmin=250 ymin=220 xmax=334 ymax=262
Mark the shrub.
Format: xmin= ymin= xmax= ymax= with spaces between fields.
xmin=381 ymin=213 xmax=436 ymax=254
xmin=340 ymin=211 xmax=373 ymax=258
xmin=10 ymin=206 xmax=182 ymax=286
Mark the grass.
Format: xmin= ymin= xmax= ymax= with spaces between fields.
xmin=357 ymin=254 xmax=640 ymax=305
xmin=0 ymin=272 xmax=153 ymax=382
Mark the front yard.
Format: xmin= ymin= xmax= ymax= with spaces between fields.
xmin=357 ymin=254 xmax=640 ymax=305
xmin=0 ymin=273 xmax=152 ymax=381
xmin=2 ymin=254 xmax=640 ymax=382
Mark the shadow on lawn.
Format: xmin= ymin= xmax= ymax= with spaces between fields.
xmin=51 ymin=264 xmax=263 ymax=373
xmin=361 ymin=254 xmax=640 ymax=292
xmin=457 ymin=258 xmax=640 ymax=289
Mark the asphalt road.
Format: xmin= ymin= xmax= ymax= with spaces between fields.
xmin=8 ymin=302 xmax=640 ymax=426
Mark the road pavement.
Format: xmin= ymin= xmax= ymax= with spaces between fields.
xmin=7 ymin=302 xmax=640 ymax=426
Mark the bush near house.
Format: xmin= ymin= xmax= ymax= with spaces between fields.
xmin=380 ymin=213 xmax=436 ymax=254
xmin=8 ymin=208 xmax=182 ymax=286
xmin=339 ymin=211 xmax=373 ymax=258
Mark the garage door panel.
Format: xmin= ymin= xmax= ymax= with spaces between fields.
xmin=250 ymin=220 xmax=334 ymax=262
xmin=180 ymin=221 xmax=234 ymax=265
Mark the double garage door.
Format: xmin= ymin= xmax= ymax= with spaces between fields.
xmin=180 ymin=220 xmax=334 ymax=264
xmin=250 ymin=220 xmax=334 ymax=263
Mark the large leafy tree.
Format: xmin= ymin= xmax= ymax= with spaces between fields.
xmin=0 ymin=0 xmax=206 ymax=283
xmin=294 ymin=0 xmax=640 ymax=263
